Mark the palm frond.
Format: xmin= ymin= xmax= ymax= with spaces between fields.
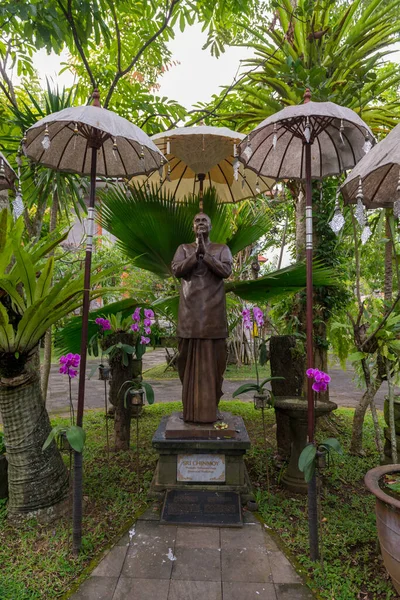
xmin=225 ymin=262 xmax=337 ymax=302
xmin=98 ymin=184 xmax=269 ymax=278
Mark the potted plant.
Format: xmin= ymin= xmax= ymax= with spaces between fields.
xmin=118 ymin=379 xmax=155 ymax=412
xmin=0 ymin=432 xmax=8 ymax=499
xmin=365 ymin=465 xmax=400 ymax=594
xmin=232 ymin=306 xmax=283 ymax=407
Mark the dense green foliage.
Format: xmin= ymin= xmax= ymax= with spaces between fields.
xmin=195 ymin=0 xmax=400 ymax=133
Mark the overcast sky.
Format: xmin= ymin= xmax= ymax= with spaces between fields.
xmin=31 ymin=23 xmax=254 ymax=110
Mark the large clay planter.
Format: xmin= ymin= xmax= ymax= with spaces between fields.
xmin=365 ymin=464 xmax=400 ymax=594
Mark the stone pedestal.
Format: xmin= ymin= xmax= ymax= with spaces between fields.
xmin=151 ymin=411 xmax=252 ymax=502
xmin=274 ymin=397 xmax=337 ymax=494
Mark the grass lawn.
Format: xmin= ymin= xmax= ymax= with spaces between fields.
xmin=144 ymin=362 xmax=269 ymax=380
xmin=0 ymin=403 xmax=396 ymax=599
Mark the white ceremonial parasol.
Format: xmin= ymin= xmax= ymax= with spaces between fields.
xmin=25 ymin=89 xmax=164 ymax=554
xmin=239 ymin=89 xmax=374 ymax=560
xmin=136 ymin=125 xmax=274 ymax=208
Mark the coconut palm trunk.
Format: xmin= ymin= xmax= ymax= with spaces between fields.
xmin=0 ymin=356 xmax=69 ymax=515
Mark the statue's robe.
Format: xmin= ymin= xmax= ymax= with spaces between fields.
xmin=171 ymin=242 xmax=232 ymax=423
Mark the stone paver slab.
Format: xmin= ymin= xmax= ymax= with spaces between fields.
xmin=221 ymin=524 xmax=266 ymax=549
xmin=91 ymin=546 xmax=128 ymax=577
xmin=138 ymin=504 xmax=162 ymax=521
xmin=242 ymin=510 xmax=259 ymax=524
xmin=122 ymin=522 xmax=177 ymax=580
xmin=112 ymin=577 xmax=170 ymax=600
xmin=116 ymin=532 xmax=130 ymax=547
xmin=70 ymin=576 xmax=118 ymax=599
xmin=171 ymin=547 xmax=221 ymax=581
xmin=222 ymin=582 xmax=277 ymax=599
xmin=168 ymin=580 xmax=222 ymax=600
xmin=275 ymin=583 xmax=315 ymax=599
xmin=268 ymin=553 xmax=302 ymax=584
xmin=221 ymin=548 xmax=272 ymax=583
xmin=175 ymin=526 xmax=220 ymax=548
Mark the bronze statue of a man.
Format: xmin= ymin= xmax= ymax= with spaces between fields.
xmin=172 ymin=213 xmax=233 ymax=423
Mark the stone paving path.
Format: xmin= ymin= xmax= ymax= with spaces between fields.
xmin=70 ymin=505 xmax=314 ymax=600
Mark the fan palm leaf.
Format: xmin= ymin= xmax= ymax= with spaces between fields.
xmin=98 ymin=185 xmax=273 ymax=278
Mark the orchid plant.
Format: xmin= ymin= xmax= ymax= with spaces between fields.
xmin=92 ymin=308 xmax=155 ymax=365
xmin=298 ymin=371 xmax=342 ymax=483
xmin=93 ymin=308 xmax=156 ymax=407
xmin=232 ymin=306 xmax=283 ymax=401
xmin=43 ymin=353 xmax=86 ymax=453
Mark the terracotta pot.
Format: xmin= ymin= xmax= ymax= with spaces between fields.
xmin=365 ymin=464 xmax=400 ymax=594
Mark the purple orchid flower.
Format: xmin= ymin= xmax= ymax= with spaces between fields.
xmin=131 ymin=323 xmax=139 ymax=332
xmin=95 ymin=317 xmax=111 ymax=331
xmin=59 ymin=353 xmax=80 ymax=378
xmin=253 ymin=307 xmax=264 ymax=328
xmin=242 ymin=308 xmax=252 ymax=330
xmin=307 ymin=368 xmax=331 ymax=393
xmin=140 ymin=336 xmax=150 ymax=345
xmin=132 ymin=307 xmax=141 ymax=322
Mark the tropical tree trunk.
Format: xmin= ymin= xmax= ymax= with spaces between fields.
xmin=41 ymin=191 xmax=59 ymax=403
xmin=350 ymin=356 xmax=385 ymax=456
xmin=104 ymin=332 xmax=137 ymax=451
xmin=0 ymin=358 xmax=69 ymax=515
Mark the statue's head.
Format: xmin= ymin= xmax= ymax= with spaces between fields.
xmin=193 ymin=212 xmax=211 ymax=236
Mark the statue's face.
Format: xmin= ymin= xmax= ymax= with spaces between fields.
xmin=193 ymin=213 xmax=211 ymax=236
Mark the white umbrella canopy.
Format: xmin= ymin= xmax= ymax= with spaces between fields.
xmin=239 ymin=100 xmax=374 ymax=180
xmin=0 ymin=151 xmax=17 ymax=191
xmin=341 ymin=122 xmax=400 ymax=209
xmin=136 ymin=125 xmax=274 ymax=203
xmin=24 ymin=103 xmax=163 ymax=178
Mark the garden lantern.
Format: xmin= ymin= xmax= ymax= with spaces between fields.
xmin=98 ymin=364 xmax=111 ymax=381
xmin=239 ymin=89 xmax=373 ymax=560
xmin=24 ymin=89 xmax=164 ymax=554
xmin=253 ymin=391 xmax=271 ymax=410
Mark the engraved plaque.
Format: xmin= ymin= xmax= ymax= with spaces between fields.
xmin=161 ymin=490 xmax=242 ymax=526
xmin=177 ymin=454 xmax=225 ymax=482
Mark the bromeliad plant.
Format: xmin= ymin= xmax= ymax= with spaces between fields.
xmin=232 ymin=306 xmax=283 ymax=406
xmin=0 ymin=209 xmax=114 ymax=515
